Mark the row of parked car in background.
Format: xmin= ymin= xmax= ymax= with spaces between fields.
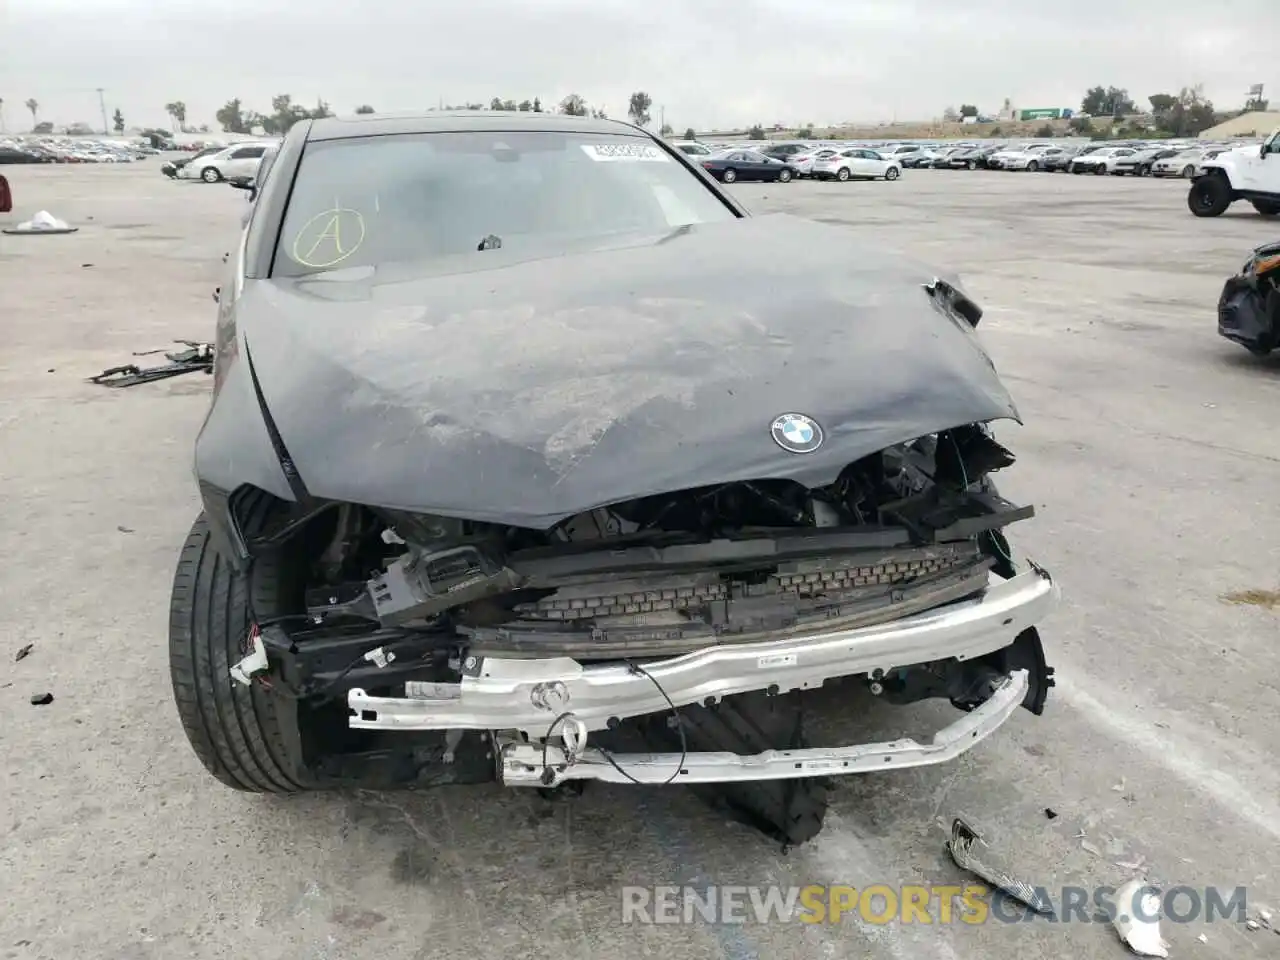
xmin=669 ymin=136 xmax=1266 ymax=182
xmin=0 ymin=135 xmax=162 ymax=164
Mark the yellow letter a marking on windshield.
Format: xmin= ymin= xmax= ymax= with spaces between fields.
xmin=292 ymin=208 xmax=366 ymax=268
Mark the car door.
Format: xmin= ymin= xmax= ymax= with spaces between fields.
xmin=1235 ymin=134 xmax=1279 ymax=191
xmin=1110 ymin=149 xmax=1133 ymax=171
xmin=741 ymin=151 xmax=772 ymax=180
xmin=225 ymin=145 xmax=266 ymax=178
xmin=860 ymin=150 xmax=890 ymax=176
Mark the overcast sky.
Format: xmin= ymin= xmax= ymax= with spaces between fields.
xmin=2 ymin=0 xmax=1276 ymax=132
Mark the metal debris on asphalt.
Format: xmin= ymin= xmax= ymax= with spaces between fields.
xmin=88 ymin=341 xmax=214 ymax=387
xmin=30 ymin=693 xmax=54 ymax=706
xmin=15 ymin=643 xmax=33 ymax=662
xmin=1112 ymin=878 xmax=1170 ymax=958
xmin=945 ymin=817 xmax=1055 ymax=915
xmin=1044 ymin=807 xmax=1058 ymax=819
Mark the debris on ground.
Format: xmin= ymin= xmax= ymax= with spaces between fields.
xmin=1112 ymin=878 xmax=1170 ymax=958
xmin=2 ymin=210 xmax=79 ymax=235
xmin=1044 ymin=807 xmax=1058 ymax=820
xmin=29 ymin=693 xmax=54 ymax=706
xmin=1197 ymin=933 xmax=1207 ymax=943
xmin=945 ymin=817 xmax=1055 ymax=915
xmin=1247 ymin=919 xmax=1260 ymax=931
xmin=15 ymin=644 xmax=33 ymax=662
xmin=88 ymin=341 xmax=213 ymax=387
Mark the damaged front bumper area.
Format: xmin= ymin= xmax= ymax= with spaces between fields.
xmin=347 ymin=563 xmax=1058 ymax=786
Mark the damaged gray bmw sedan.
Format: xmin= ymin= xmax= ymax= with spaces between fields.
xmin=170 ymin=111 xmax=1058 ymax=845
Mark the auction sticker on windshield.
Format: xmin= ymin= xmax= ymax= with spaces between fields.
xmin=581 ymin=143 xmax=671 ymax=162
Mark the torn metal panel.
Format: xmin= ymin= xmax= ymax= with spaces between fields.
xmin=946 ymin=817 xmax=1056 ymax=915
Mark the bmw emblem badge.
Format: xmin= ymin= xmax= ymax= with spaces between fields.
xmin=770 ymin=413 xmax=824 ymax=454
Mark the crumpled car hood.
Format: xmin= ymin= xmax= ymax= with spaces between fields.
xmin=236 ymin=213 xmax=1019 ymax=528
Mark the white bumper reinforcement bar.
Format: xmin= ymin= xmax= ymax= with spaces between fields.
xmin=497 ymin=668 xmax=1030 ymax=786
xmin=347 ymin=565 xmax=1057 ymax=737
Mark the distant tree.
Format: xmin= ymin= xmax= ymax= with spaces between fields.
xmin=796 ymin=126 xmax=813 ymax=138
xmin=164 ymin=101 xmax=187 ymax=130
xmin=532 ymin=97 xmax=543 ymax=112
xmin=747 ymin=123 xmax=765 ymax=139
xmin=490 ymin=97 xmax=504 ymax=110
xmin=959 ymin=104 xmax=979 ymax=118
xmin=591 ymin=106 xmax=607 ymax=119
xmin=198 ymin=124 xmax=210 ymax=133
xmin=942 ymin=106 xmax=959 ymax=122
xmin=989 ymin=125 xmax=1003 ymax=137
xmin=1034 ymin=123 xmax=1056 ymax=138
xmin=518 ymin=99 xmax=532 ymax=111
xmin=683 ymin=126 xmax=696 ymax=140
xmin=1081 ymin=86 xmax=1134 ymax=117
xmin=1244 ymin=94 xmax=1269 ymax=113
xmin=262 ymin=94 xmax=310 ymax=134
xmin=501 ymin=99 xmax=517 ymax=111
xmin=216 ymin=98 xmax=248 ymax=133
xmin=1148 ymin=93 xmax=1177 ymax=115
xmin=627 ymin=91 xmax=652 ymax=127
xmin=1068 ymin=116 xmax=1094 ymax=135
xmin=1152 ymin=85 xmax=1217 ymax=137
xmin=25 ymin=98 xmax=38 ymax=127
xmin=659 ymin=123 xmax=673 ymax=137
xmin=308 ymin=100 xmax=333 ymax=119
xmin=354 ymin=104 xmax=375 ymax=114
xmin=559 ymin=94 xmax=587 ymax=116
xmin=112 ymin=108 xmax=125 ymax=133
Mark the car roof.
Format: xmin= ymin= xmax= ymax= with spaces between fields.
xmin=305 ymin=110 xmax=644 ymax=142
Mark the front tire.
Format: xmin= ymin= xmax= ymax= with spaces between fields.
xmin=1181 ymin=165 xmax=1196 ymax=179
xmin=722 ymin=168 xmax=737 ymax=183
xmin=1187 ymin=175 xmax=1233 ymax=217
xmin=201 ymin=166 xmax=221 ymax=183
xmin=1252 ymin=200 xmax=1280 ymax=217
xmin=1093 ymin=164 xmax=1107 ymax=176
xmin=966 ymin=160 xmax=976 ymax=170
xmin=1026 ymin=160 xmax=1038 ymax=172
xmin=836 ymin=167 xmax=851 ymax=181
xmin=778 ymin=167 xmax=792 ymax=183
xmin=885 ymin=166 xmax=900 ymax=180
xmin=169 ymin=514 xmax=312 ymax=793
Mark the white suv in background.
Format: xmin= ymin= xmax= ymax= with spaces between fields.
xmin=812 ymin=148 xmax=902 ymax=181
xmin=179 ymin=141 xmax=276 ymax=183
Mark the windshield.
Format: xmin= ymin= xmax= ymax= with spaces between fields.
xmin=272 ymin=131 xmax=736 ymax=277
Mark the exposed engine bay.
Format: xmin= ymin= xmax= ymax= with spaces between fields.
xmin=214 ymin=421 xmax=1056 ymax=848
xmin=248 ymin=424 xmax=1027 ymax=664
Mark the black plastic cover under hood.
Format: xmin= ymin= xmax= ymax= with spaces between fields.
xmin=236 ymin=213 xmax=1019 ymax=528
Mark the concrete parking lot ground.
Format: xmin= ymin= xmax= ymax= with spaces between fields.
xmin=2 ymin=162 xmax=1278 ymax=960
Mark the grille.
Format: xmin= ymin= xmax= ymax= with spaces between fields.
xmin=514 ymin=547 xmax=978 ymax=622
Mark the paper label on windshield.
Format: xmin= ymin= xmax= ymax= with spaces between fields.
xmin=581 ymin=143 xmax=670 ymax=162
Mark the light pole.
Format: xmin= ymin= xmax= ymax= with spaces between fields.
xmin=96 ymin=87 xmax=108 ymax=134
